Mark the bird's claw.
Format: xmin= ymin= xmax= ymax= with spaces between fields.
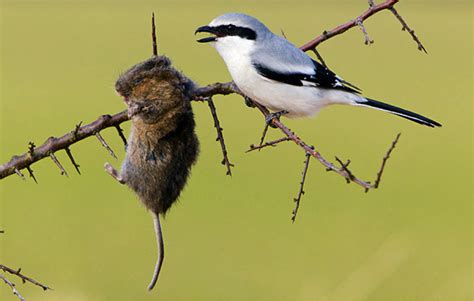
xmin=265 ymin=110 xmax=288 ymax=128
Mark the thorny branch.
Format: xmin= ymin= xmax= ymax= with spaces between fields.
xmin=0 ymin=0 xmax=414 ymax=219
xmin=0 ymin=265 xmax=51 ymax=291
xmin=292 ymin=152 xmax=312 ymax=223
xmin=0 ymin=274 xmax=24 ymax=301
xmin=205 ymin=98 xmax=234 ymax=176
xmin=0 ymin=264 xmax=51 ymax=301
xmin=300 ymin=0 xmax=426 ymax=53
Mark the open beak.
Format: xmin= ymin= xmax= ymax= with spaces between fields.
xmin=195 ymin=25 xmax=217 ymax=43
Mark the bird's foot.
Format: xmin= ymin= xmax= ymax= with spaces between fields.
xmin=244 ymin=97 xmax=256 ymax=108
xmin=265 ymin=110 xmax=288 ymax=128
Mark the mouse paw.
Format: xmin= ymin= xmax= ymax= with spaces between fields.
xmin=104 ymin=162 xmax=125 ymax=184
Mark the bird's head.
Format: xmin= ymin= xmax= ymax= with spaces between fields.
xmin=195 ymin=13 xmax=269 ymax=54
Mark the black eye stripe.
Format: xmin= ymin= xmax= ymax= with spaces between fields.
xmin=214 ymin=25 xmax=257 ymax=40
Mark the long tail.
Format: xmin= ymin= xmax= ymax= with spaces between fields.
xmin=148 ymin=212 xmax=164 ymax=291
xmin=355 ymin=98 xmax=441 ymax=127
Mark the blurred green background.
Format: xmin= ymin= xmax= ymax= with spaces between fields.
xmin=1 ymin=0 xmax=472 ymax=300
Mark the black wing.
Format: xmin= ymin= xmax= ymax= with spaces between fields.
xmin=253 ymin=59 xmax=361 ymax=94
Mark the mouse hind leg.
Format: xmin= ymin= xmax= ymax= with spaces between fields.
xmin=104 ymin=162 xmax=125 ymax=184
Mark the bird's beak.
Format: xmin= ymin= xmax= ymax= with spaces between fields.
xmin=195 ymin=25 xmax=217 ymax=43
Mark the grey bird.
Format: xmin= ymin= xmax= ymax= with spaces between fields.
xmin=195 ymin=13 xmax=441 ymax=127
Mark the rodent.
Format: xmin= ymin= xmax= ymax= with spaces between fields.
xmin=104 ymin=55 xmax=199 ymax=290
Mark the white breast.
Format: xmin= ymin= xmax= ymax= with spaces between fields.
xmin=213 ymin=37 xmax=358 ymax=118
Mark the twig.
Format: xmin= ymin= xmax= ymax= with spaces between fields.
xmin=0 ymin=274 xmax=24 ymax=301
xmin=312 ymin=48 xmax=328 ymax=68
xmin=388 ymin=7 xmax=427 ymax=53
xmin=246 ymin=137 xmax=291 ymax=153
xmin=257 ymin=123 xmax=270 ymax=151
xmin=356 ymin=18 xmax=374 ymax=45
xmin=206 ymin=98 xmax=234 ymax=176
xmin=0 ymin=265 xmax=51 ymax=291
xmin=49 ymin=153 xmax=68 ymax=177
xmin=300 ymin=0 xmax=426 ymax=53
xmin=151 ymin=13 xmax=158 ymax=56
xmin=291 ymin=152 xmax=311 ymax=223
xmin=0 ymin=111 xmax=128 ymax=180
xmin=95 ymin=132 xmax=117 ymax=159
xmin=335 ymin=157 xmax=356 ymax=183
xmin=374 ymin=133 xmax=401 ymax=188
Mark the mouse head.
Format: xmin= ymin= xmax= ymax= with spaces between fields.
xmin=115 ymin=56 xmax=194 ymax=124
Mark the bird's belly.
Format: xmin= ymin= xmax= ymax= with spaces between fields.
xmin=235 ymin=73 xmax=331 ymax=118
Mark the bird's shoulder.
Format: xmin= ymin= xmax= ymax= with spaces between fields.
xmin=251 ymin=36 xmax=361 ymax=93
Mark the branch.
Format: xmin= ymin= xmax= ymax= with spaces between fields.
xmin=205 ymin=98 xmax=234 ymax=176
xmin=0 ymin=112 xmax=128 ymax=180
xmin=291 ymin=152 xmax=312 ymax=223
xmin=300 ymin=0 xmax=426 ymax=53
xmin=0 ymin=274 xmax=24 ymax=301
xmin=0 ymin=265 xmax=51 ymax=291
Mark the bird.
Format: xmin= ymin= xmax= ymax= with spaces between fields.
xmin=195 ymin=13 xmax=441 ymax=127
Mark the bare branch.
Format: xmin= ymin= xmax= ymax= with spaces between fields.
xmin=206 ymin=98 xmax=234 ymax=176
xmin=388 ymin=7 xmax=427 ymax=53
xmin=0 ymin=274 xmax=24 ymax=301
xmin=257 ymin=123 xmax=270 ymax=151
xmin=246 ymin=137 xmax=291 ymax=153
xmin=374 ymin=133 xmax=401 ymax=188
xmin=0 ymin=265 xmax=51 ymax=291
xmin=291 ymin=152 xmax=311 ymax=223
xmin=0 ymin=111 xmax=128 ymax=180
xmin=300 ymin=0 xmax=426 ymax=53
xmin=356 ymin=18 xmax=374 ymax=45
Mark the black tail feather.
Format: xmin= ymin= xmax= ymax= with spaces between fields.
xmin=357 ymin=98 xmax=442 ymax=128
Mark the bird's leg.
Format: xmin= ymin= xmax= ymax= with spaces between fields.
xmin=265 ymin=110 xmax=289 ymax=128
xmin=244 ymin=96 xmax=256 ymax=108
xmin=104 ymin=162 xmax=125 ymax=184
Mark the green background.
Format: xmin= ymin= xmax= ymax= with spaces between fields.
xmin=1 ymin=1 xmax=472 ymax=300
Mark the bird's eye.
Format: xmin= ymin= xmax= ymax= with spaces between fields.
xmin=226 ymin=24 xmax=235 ymax=30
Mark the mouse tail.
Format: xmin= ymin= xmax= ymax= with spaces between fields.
xmin=148 ymin=212 xmax=164 ymax=291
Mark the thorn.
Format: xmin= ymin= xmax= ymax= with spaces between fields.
xmin=14 ymin=168 xmax=26 ymax=180
xmin=65 ymin=147 xmax=81 ymax=175
xmin=50 ymin=153 xmax=68 ymax=177
xmin=115 ymin=125 xmax=128 ymax=149
xmin=152 ymin=12 xmax=158 ymax=56
xmin=95 ymin=132 xmax=117 ymax=159
xmin=26 ymin=166 xmax=37 ymax=183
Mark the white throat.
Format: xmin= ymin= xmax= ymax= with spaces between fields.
xmin=213 ymin=36 xmax=256 ymax=84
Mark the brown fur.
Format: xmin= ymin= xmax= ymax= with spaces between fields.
xmin=106 ymin=56 xmax=199 ymax=290
xmin=115 ymin=55 xmax=199 ymax=214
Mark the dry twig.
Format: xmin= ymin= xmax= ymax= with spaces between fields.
xmin=0 ymin=265 xmax=51 ymax=291
xmin=206 ymin=98 xmax=234 ymax=176
xmin=300 ymin=0 xmax=426 ymax=53
xmin=0 ymin=274 xmax=24 ymax=301
xmin=291 ymin=152 xmax=312 ymax=223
